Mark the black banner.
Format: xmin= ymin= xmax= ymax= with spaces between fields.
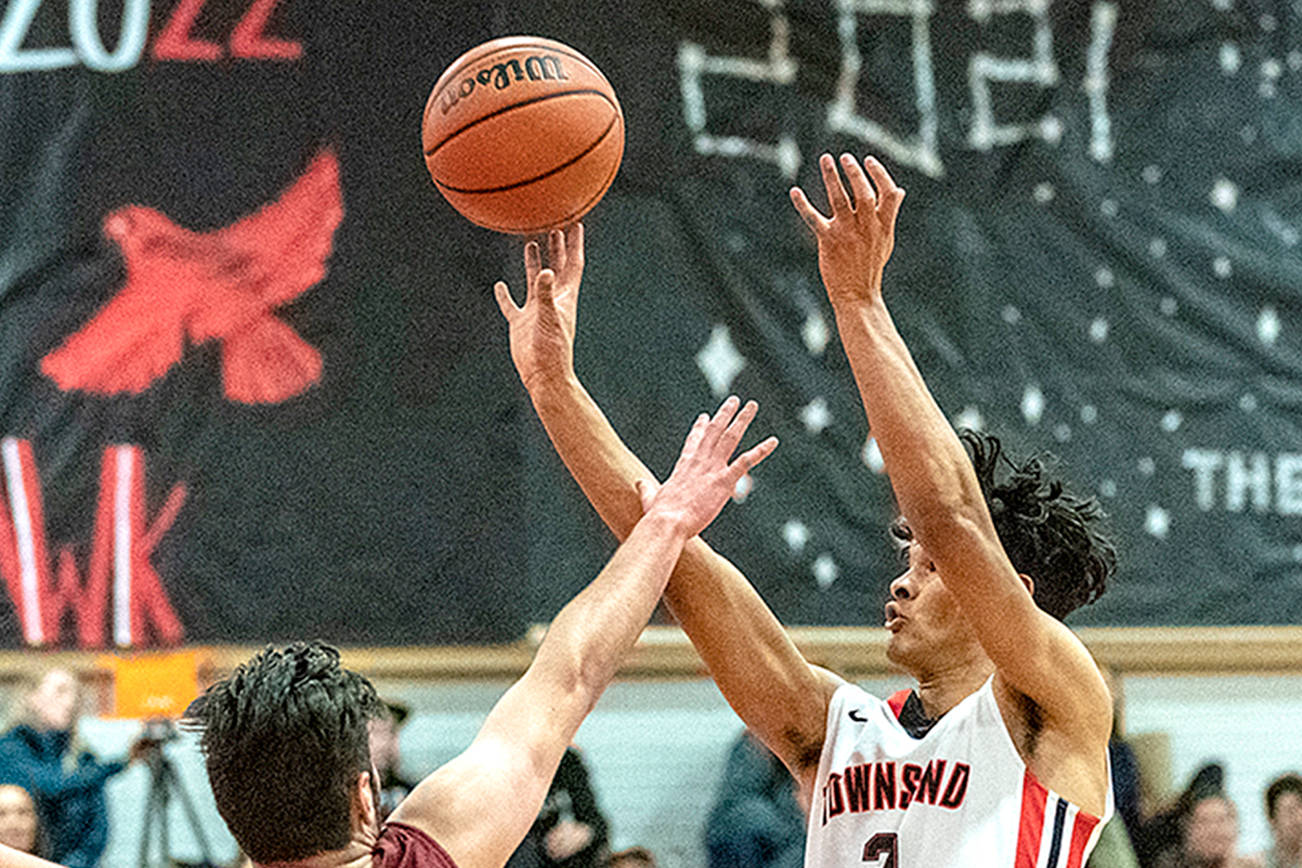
xmin=1 ymin=0 xmax=1299 ymax=646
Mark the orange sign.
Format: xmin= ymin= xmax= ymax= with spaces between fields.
xmin=98 ymin=650 xmax=202 ymax=719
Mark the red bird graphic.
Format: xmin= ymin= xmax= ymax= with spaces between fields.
xmin=41 ymin=149 xmax=343 ymax=404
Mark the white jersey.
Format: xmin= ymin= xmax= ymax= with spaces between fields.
xmin=805 ymin=678 xmax=1111 ymax=868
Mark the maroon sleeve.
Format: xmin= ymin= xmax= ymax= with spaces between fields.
xmin=372 ymin=822 xmax=461 ymax=868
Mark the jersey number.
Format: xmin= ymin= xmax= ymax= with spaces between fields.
xmin=862 ymin=833 xmax=899 ymax=868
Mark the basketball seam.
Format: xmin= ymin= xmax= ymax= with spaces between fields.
xmin=426 ymin=42 xmax=608 ymax=116
xmin=433 ymin=110 xmax=620 ymax=194
xmin=448 ymin=116 xmax=624 ymax=234
xmin=424 ymin=89 xmax=618 ymax=161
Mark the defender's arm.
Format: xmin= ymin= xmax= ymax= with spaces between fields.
xmin=391 ymin=400 xmax=775 ymax=868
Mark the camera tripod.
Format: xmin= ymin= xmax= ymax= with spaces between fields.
xmin=136 ymin=741 xmax=216 ymax=868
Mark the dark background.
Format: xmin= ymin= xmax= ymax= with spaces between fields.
xmin=1 ymin=0 xmax=1300 ymax=646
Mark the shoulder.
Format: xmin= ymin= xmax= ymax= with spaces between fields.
xmin=374 ymin=822 xmax=461 ymax=868
xmin=826 ymin=679 xmax=874 ymax=711
xmin=0 ymin=730 xmax=35 ymax=761
xmin=0 ymin=727 xmax=31 ymax=747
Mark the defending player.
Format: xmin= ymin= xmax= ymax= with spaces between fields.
xmin=179 ymin=397 xmax=776 ymax=868
xmin=495 ymin=155 xmax=1117 ymax=866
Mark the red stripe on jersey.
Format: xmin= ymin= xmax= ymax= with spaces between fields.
xmin=1064 ymin=805 xmax=1102 ymax=868
xmin=886 ymin=690 xmax=910 ymax=720
xmin=1014 ymin=770 xmax=1049 ymax=868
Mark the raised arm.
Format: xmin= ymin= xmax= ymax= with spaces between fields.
xmin=0 ymin=844 xmax=61 ymax=868
xmin=492 ymin=227 xmax=842 ymax=791
xmin=790 ymin=154 xmax=1111 ymax=746
xmin=390 ymin=398 xmax=776 ymax=868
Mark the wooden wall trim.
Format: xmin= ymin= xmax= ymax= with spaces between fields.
xmin=1 ymin=626 xmax=1299 ymax=685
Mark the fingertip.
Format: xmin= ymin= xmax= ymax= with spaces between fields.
xmin=492 ymin=281 xmax=516 ymax=318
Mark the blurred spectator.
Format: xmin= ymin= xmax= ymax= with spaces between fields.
xmin=1103 ymin=668 xmax=1143 ymax=842
xmin=1137 ymin=764 xmax=1220 ymax=866
xmin=0 ymin=668 xmax=135 ymax=868
xmin=1088 ymin=668 xmax=1142 ymax=868
xmin=506 ymin=746 xmax=610 ymax=868
xmin=606 ymin=846 xmax=657 ymax=868
xmin=1148 ymin=764 xmax=1254 ymax=868
xmin=1089 ymin=817 xmax=1141 ymax=868
xmin=368 ymin=700 xmax=417 ymax=820
xmin=706 ymin=729 xmax=804 ymax=868
xmin=0 ymin=784 xmax=42 ymax=856
xmin=1249 ymin=773 xmax=1302 ymax=868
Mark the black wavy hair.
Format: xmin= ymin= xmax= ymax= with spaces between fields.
xmin=1266 ymin=773 xmax=1302 ymax=821
xmin=181 ymin=641 xmax=385 ymax=863
xmin=894 ymin=431 xmax=1116 ymax=620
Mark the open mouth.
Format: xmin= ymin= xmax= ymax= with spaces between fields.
xmin=884 ymin=601 xmax=903 ymax=631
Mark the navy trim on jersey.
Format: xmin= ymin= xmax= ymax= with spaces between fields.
xmin=1046 ymin=798 xmax=1069 ymax=867
xmin=898 ymin=691 xmax=942 ymax=739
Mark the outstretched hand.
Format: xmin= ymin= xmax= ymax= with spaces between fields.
xmin=790 ymin=153 xmax=904 ymax=308
xmin=637 ymin=396 xmax=778 ymax=539
xmin=494 ymin=224 xmax=585 ymax=392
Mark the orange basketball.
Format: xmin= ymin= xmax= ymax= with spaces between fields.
xmin=421 ymin=36 xmax=625 ymax=235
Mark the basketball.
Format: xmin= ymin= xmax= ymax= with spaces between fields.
xmin=421 ymin=36 xmax=625 ymax=235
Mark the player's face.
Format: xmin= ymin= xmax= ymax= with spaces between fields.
xmin=368 ymin=717 xmax=400 ymax=773
xmin=883 ymin=540 xmax=981 ymax=672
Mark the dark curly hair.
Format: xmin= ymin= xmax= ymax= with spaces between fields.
xmin=894 ymin=431 xmax=1115 ymax=620
xmin=181 ymin=642 xmax=386 ymax=863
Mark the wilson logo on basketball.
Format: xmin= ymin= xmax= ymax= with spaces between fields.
xmin=437 ymin=54 xmax=570 ymax=115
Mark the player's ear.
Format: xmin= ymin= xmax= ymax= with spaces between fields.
xmin=353 ymin=769 xmax=379 ymax=833
xmin=1018 ymin=573 xmax=1035 ymax=597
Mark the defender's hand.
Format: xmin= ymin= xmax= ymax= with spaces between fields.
xmin=790 ymin=154 xmax=904 ymax=308
xmin=638 ymin=396 xmax=778 ymax=538
xmin=494 ymin=224 xmax=585 ymax=393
